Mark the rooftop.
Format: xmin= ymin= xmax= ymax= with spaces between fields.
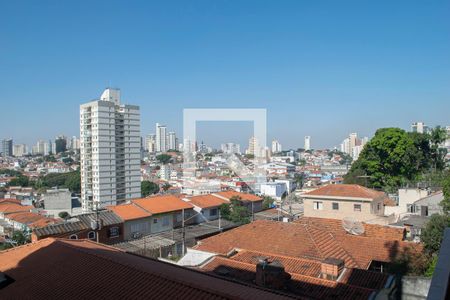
xmin=195 ymin=219 xmax=419 ymax=269
xmin=303 ymin=184 xmax=386 ymax=201
xmin=107 ymin=203 xmax=151 ymax=221
xmin=184 ymin=194 xmax=228 ymax=209
xmin=214 ymin=191 xmax=263 ymax=202
xmin=0 ymin=238 xmax=292 ymax=300
xmin=132 ymin=195 xmax=194 ymax=214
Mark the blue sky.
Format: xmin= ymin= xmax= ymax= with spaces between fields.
xmin=1 ymin=1 xmax=449 ymax=149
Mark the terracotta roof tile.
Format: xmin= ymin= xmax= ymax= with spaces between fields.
xmin=195 ymin=219 xmax=419 ymax=269
xmin=132 ymin=195 xmax=194 ymax=214
xmin=0 ymin=203 xmax=32 ymax=214
xmin=5 ymin=212 xmax=57 ymax=228
xmin=304 ymin=184 xmax=386 ymax=200
xmin=214 ymin=191 xmax=262 ymax=202
xmin=107 ymin=203 xmax=151 ymax=221
xmin=201 ymin=256 xmax=380 ymax=299
xmin=185 ymin=195 xmax=228 ymax=209
xmin=0 ymin=238 xmax=292 ymax=300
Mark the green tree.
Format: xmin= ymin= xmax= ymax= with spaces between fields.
xmin=219 ymin=203 xmax=231 ymax=220
xmin=7 ymin=175 xmax=30 ymax=187
xmin=12 ymin=230 xmax=30 ymax=246
xmin=58 ymin=211 xmax=70 ymax=219
xmin=429 ymin=126 xmax=448 ymax=172
xmin=440 ymin=173 xmax=450 ymax=214
xmin=421 ymin=214 xmax=450 ymax=254
xmin=262 ymin=196 xmax=275 ymax=210
xmin=162 ymin=183 xmax=172 ymax=192
xmin=156 ymin=154 xmax=172 ymax=164
xmin=344 ymin=128 xmax=431 ymax=192
xmin=64 ymin=170 xmax=81 ymax=193
xmin=141 ymin=181 xmax=159 ymax=196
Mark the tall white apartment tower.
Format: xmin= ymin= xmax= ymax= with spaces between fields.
xmin=80 ymin=88 xmax=141 ymax=212
xmin=168 ymin=131 xmax=178 ymax=151
xmin=304 ymin=136 xmax=311 ymax=151
xmin=271 ymin=140 xmax=282 ymax=154
xmin=155 ymin=123 xmax=167 ymax=152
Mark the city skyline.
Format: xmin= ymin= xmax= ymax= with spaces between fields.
xmin=1 ymin=1 xmax=449 ymax=149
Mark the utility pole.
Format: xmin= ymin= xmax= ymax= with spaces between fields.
xmin=218 ymin=209 xmax=221 ymax=230
xmin=181 ymin=208 xmax=185 ymax=256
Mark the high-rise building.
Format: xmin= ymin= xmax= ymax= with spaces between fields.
xmin=80 ymin=88 xmax=141 ymax=212
xmin=271 ymin=140 xmax=282 ymax=154
xmin=168 ymin=131 xmax=178 ymax=151
xmin=221 ymin=143 xmax=241 ymax=154
xmin=411 ymin=122 xmax=429 ymax=134
xmin=155 ymin=123 xmax=167 ymax=153
xmin=55 ymin=135 xmax=67 ymax=154
xmin=1 ymin=139 xmax=13 ymax=157
xmin=304 ymin=136 xmax=311 ymax=151
xmin=146 ymin=134 xmax=156 ymax=153
xmin=13 ymin=144 xmax=27 ymax=157
xmin=340 ymin=133 xmax=369 ymax=159
xmin=247 ymin=136 xmax=260 ymax=157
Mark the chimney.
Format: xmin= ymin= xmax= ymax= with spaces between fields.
xmin=255 ymin=258 xmax=291 ymax=290
xmin=321 ymin=257 xmax=345 ymax=280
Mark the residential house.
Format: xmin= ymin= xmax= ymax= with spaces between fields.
xmin=182 ymin=194 xmax=227 ymax=223
xmin=302 ymin=184 xmax=387 ymax=223
xmin=31 ymin=210 xmax=124 ymax=244
xmin=107 ymin=203 xmax=153 ymax=240
xmin=108 ymin=195 xmax=195 ymax=239
xmin=213 ymin=191 xmax=264 ymax=214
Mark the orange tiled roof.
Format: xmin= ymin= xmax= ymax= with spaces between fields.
xmin=295 ymin=217 xmax=405 ymax=240
xmin=200 ymin=256 xmax=382 ymax=300
xmin=195 ymin=219 xmax=419 ymax=269
xmin=185 ymin=195 xmax=228 ymax=209
xmin=107 ymin=203 xmax=151 ymax=221
xmin=0 ymin=203 xmax=32 ymax=214
xmin=5 ymin=212 xmax=56 ymax=228
xmin=214 ymin=191 xmax=262 ymax=202
xmin=132 ymin=195 xmax=193 ymax=214
xmin=304 ymin=184 xmax=386 ymax=200
xmin=0 ymin=238 xmax=290 ymax=300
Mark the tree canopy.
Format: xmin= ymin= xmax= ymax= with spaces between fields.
xmin=141 ymin=181 xmax=159 ymax=196
xmin=344 ymin=127 xmax=446 ymax=192
xmin=156 ymin=154 xmax=172 ymax=164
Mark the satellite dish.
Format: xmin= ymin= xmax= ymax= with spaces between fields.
xmin=342 ymin=217 xmax=365 ymax=235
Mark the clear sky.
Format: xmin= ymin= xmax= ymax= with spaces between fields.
xmin=1 ymin=0 xmax=449 ymax=149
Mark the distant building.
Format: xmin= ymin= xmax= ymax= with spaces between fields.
xmin=12 ymin=144 xmax=27 ymax=157
xmin=340 ymin=133 xmax=369 ymax=159
xmin=304 ymin=136 xmax=311 ymax=151
xmin=411 ymin=122 xmax=429 ymax=134
xmin=146 ymin=134 xmax=156 ymax=153
xmin=221 ymin=142 xmax=241 ymax=154
xmin=80 ymin=88 xmax=141 ymax=212
xmin=155 ymin=123 xmax=167 ymax=152
xmin=271 ymin=140 xmax=282 ymax=154
xmin=167 ymin=131 xmax=178 ymax=151
xmin=55 ymin=135 xmax=67 ymax=154
xmin=1 ymin=138 xmax=13 ymax=157
xmin=159 ymin=164 xmax=171 ymax=181
xmin=247 ymin=136 xmax=260 ymax=157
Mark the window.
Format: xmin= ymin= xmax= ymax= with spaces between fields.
xmin=210 ymin=208 xmax=218 ymax=216
xmin=88 ymin=231 xmax=96 ymax=240
xmin=332 ymin=203 xmax=339 ymax=210
xmin=153 ymin=218 xmax=158 ymax=224
xmin=108 ymin=227 xmax=120 ymax=238
xmin=377 ymin=203 xmax=381 ymax=211
xmin=162 ymin=216 xmax=170 ymax=227
xmin=313 ymin=201 xmax=323 ymax=210
xmin=354 ymin=204 xmax=362 ymax=212
xmin=69 ymin=234 xmax=78 ymax=240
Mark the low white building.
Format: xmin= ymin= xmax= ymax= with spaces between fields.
xmin=260 ymin=182 xmax=287 ymax=201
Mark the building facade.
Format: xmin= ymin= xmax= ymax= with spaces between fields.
xmin=80 ymin=88 xmax=141 ymax=212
